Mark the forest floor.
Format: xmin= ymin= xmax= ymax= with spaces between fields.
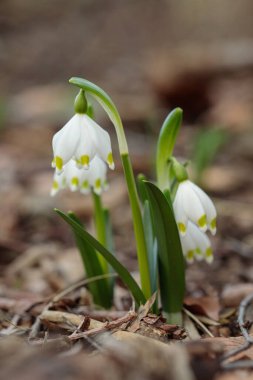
xmin=0 ymin=64 xmax=253 ymax=379
xmin=0 ymin=2 xmax=253 ymax=379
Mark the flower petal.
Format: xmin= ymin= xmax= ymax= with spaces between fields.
xmin=83 ymin=115 xmax=115 ymax=169
xmin=173 ymin=188 xmax=188 ymax=235
xmin=180 ymin=232 xmax=195 ymax=264
xmin=89 ymin=156 xmax=107 ymax=194
xmin=50 ymin=171 xmax=66 ymax=196
xmin=75 ymin=116 xmax=97 ymax=169
xmin=205 ymin=247 xmax=214 ymax=264
xmin=187 ymin=221 xmax=211 ymax=261
xmin=190 ymin=182 xmax=217 ymax=235
xmin=53 ymin=114 xmax=81 ymax=172
xmin=64 ymin=160 xmax=82 ymax=191
xmin=80 ymin=169 xmax=91 ymax=194
xmin=181 ymin=181 xmax=207 ymax=232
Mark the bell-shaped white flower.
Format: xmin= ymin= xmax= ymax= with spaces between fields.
xmin=173 ymin=180 xmax=217 ymax=236
xmin=52 ymin=113 xmax=114 ymax=174
xmin=180 ymin=221 xmax=213 ymax=264
xmin=50 ymin=156 xmax=108 ymax=196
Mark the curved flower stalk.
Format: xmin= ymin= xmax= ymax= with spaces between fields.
xmin=52 ymin=91 xmax=115 ymax=174
xmin=50 ymin=156 xmax=108 ymax=196
xmin=180 ymin=221 xmax=213 ymax=264
xmin=69 ymin=77 xmax=128 ymax=155
xmin=173 ymin=179 xmax=217 ymax=236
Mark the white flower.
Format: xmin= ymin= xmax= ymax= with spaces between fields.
xmin=50 ymin=156 xmax=108 ymax=196
xmin=64 ymin=160 xmax=83 ymax=192
xmin=173 ymin=180 xmax=217 ymax=236
xmin=180 ymin=221 xmax=213 ymax=264
xmin=84 ymin=156 xmax=108 ymax=195
xmin=50 ymin=170 xmax=66 ymax=196
xmin=52 ymin=113 xmax=114 ymax=173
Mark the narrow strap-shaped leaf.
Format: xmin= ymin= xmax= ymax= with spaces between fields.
xmin=143 ymin=201 xmax=158 ymax=295
xmin=103 ymin=208 xmax=115 ymax=298
xmin=163 ymin=188 xmax=173 ymax=209
xmin=104 ymin=209 xmax=114 ymax=255
xmin=156 ymin=108 xmax=183 ymax=190
xmin=68 ymin=212 xmax=111 ymax=308
xmin=55 ymin=209 xmax=146 ymax=306
xmin=136 ymin=173 xmax=148 ymax=205
xmin=92 ymin=192 xmax=108 ymax=273
xmin=143 ymin=200 xmax=158 ymax=314
xmin=142 ymin=182 xmax=185 ymax=317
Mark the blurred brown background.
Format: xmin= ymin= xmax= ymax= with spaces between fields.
xmin=0 ymin=0 xmax=252 ymax=293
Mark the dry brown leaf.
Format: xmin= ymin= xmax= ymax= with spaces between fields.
xmin=184 ymin=296 xmax=220 ymax=321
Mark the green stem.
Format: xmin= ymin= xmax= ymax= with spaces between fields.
xmin=165 ymin=311 xmax=183 ymax=325
xmin=92 ymin=191 xmax=108 ymax=274
xmin=121 ymin=153 xmax=152 ymax=299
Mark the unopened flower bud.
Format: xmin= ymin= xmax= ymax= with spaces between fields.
xmin=74 ymin=89 xmax=88 ymax=114
xmin=170 ymin=157 xmax=188 ymax=182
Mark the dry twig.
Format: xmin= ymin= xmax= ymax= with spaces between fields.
xmin=221 ymin=292 xmax=253 ymax=370
xmin=183 ymin=307 xmax=214 ymax=338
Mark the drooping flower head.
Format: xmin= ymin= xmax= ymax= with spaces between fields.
xmin=170 ymin=157 xmax=217 ymax=264
xmin=180 ymin=221 xmax=213 ymax=264
xmin=173 ymin=180 xmax=217 ymax=236
xmin=50 ymin=156 xmax=108 ymax=196
xmin=52 ymin=90 xmax=114 ymax=173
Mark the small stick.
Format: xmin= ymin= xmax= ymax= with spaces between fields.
xmin=221 ymin=292 xmax=253 ymax=369
xmin=183 ymin=307 xmax=214 ymax=338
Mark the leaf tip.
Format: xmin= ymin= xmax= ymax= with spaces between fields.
xmin=69 ymin=77 xmax=75 ymax=84
xmin=69 ymin=77 xmax=82 ymax=87
xmin=171 ymin=107 xmax=183 ymax=120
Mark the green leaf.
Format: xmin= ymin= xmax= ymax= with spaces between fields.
xmin=136 ymin=173 xmax=148 ymax=204
xmin=68 ymin=212 xmax=111 ymax=308
xmin=103 ymin=208 xmax=115 ymax=297
xmin=138 ymin=175 xmax=159 ymax=311
xmin=92 ymin=192 xmax=108 ymax=273
xmin=104 ymin=209 xmax=115 ymax=256
xmin=55 ymin=209 xmax=146 ymax=307
xmin=143 ymin=201 xmax=158 ymax=296
xmin=142 ymin=181 xmax=185 ymax=320
xmin=156 ymin=108 xmax=183 ymax=191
